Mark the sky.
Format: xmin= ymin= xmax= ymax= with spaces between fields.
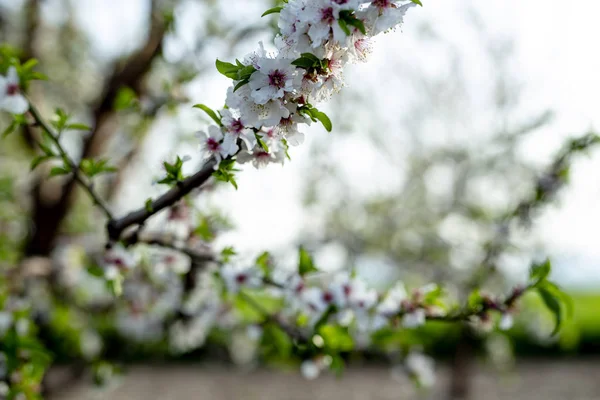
xmin=5 ymin=0 xmax=600 ymax=288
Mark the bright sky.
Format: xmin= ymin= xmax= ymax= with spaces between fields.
xmin=7 ymin=0 xmax=599 ymax=288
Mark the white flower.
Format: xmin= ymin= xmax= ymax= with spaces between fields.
xmin=249 ymin=57 xmax=300 ymax=105
xmin=104 ymin=265 xmax=120 ymax=280
xmin=376 ymin=281 xmax=408 ymax=315
xmin=301 ymin=287 xmax=335 ymax=326
xmin=402 ymin=308 xmax=426 ymax=328
xmin=310 ymin=49 xmax=347 ymax=102
xmin=104 ymin=244 xmax=137 ymax=271
xmin=276 ymin=111 xmax=310 ymax=146
xmin=197 ymin=125 xmax=231 ymax=166
xmin=361 ymin=1 xmax=415 ymax=36
xmin=228 ymin=86 xmax=292 ymax=129
xmin=153 ymin=250 xmax=191 ymax=276
xmin=347 ymin=33 xmax=373 ymax=63
xmin=328 ymin=273 xmax=377 ymax=311
xmin=405 ymin=351 xmax=436 ymax=388
xmin=0 ymin=312 xmax=13 ymax=336
xmin=15 ymin=318 xmax=29 ymax=336
xmin=220 ymin=108 xmax=257 ymax=155
xmin=304 ymin=0 xmax=361 ymax=49
xmin=237 ymin=139 xmax=287 ymax=169
xmin=301 ymin=359 xmax=321 ymax=380
xmin=282 ymin=273 xmax=307 ymax=311
xmin=80 ymin=330 xmax=103 ymax=359
xmin=0 ymin=67 xmax=28 ymax=114
xmin=499 ymin=313 xmax=514 ymax=331
xmin=169 ymin=310 xmax=218 ymax=353
xmin=246 ymin=325 xmax=263 ymax=341
xmin=220 ymin=264 xmax=263 ymax=293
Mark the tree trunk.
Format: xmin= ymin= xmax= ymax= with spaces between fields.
xmin=448 ymin=326 xmax=474 ymax=400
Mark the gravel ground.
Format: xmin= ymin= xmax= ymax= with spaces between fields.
xmin=53 ymin=359 xmax=600 ymax=400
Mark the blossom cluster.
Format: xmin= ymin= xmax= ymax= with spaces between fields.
xmin=198 ymin=0 xmax=417 ymax=168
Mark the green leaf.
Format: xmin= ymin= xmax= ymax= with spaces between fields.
xmin=212 ymin=158 xmax=240 ymax=190
xmin=255 ymin=133 xmax=269 ymax=152
xmin=344 ymin=16 xmax=366 ymax=35
xmin=215 ymin=59 xmax=240 ymax=79
xmin=80 ymin=158 xmax=118 ymax=178
xmin=1 ymin=120 xmax=17 ymax=137
xmin=30 ymin=155 xmax=52 ymax=170
xmin=262 ymin=322 xmax=292 ymax=358
xmin=298 ymin=247 xmax=318 ymax=276
xmin=291 ymin=57 xmax=317 ymax=70
xmin=107 ymin=275 xmax=123 ymax=297
xmin=312 ymin=110 xmax=332 ymax=132
xmin=530 ymin=258 xmax=551 ymax=286
xmin=261 ymin=6 xmax=283 ymax=17
xmin=113 ymin=87 xmax=138 ymax=111
xmin=233 ymin=79 xmax=250 ymax=92
xmin=221 ymin=246 xmax=237 ymax=263
xmin=145 ymin=199 xmax=154 ymax=213
xmin=338 ymin=19 xmax=351 ymax=36
xmin=66 ymin=123 xmax=91 ymax=131
xmin=193 ymin=104 xmax=223 ymax=126
xmin=541 ymin=281 xmax=574 ymax=318
xmin=52 ymin=108 xmax=70 ymax=131
xmin=49 ymin=166 xmax=71 ymax=177
xmin=411 ymin=0 xmax=423 ymax=5
xmin=256 ymin=251 xmax=271 ymax=277
xmin=21 ymin=58 xmax=39 ymax=71
xmin=87 ymin=264 xmax=105 ymax=278
xmin=330 ymin=355 xmax=345 ymax=377
xmin=537 ymin=286 xmax=562 ymax=336
xmin=318 ymin=325 xmax=354 ymax=352
xmin=467 ymin=289 xmax=483 ymax=310
xmin=237 ymin=65 xmax=257 ymax=81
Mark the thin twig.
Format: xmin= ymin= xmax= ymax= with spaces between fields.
xmin=27 ymin=100 xmax=114 ymax=220
xmin=121 ymin=230 xmax=216 ymax=263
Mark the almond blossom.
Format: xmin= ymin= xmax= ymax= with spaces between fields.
xmin=0 ymin=67 xmax=28 ymax=114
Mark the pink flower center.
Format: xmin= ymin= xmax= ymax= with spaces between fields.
xmin=295 ymin=281 xmax=305 ymax=294
xmin=256 ymin=151 xmax=270 ymax=159
xmin=231 ymin=119 xmax=245 ymax=133
xmin=343 ymin=284 xmax=352 ymax=297
xmin=372 ymin=0 xmax=392 ymax=8
xmin=6 ymin=83 xmax=19 ymax=96
xmin=164 ymin=255 xmax=176 ymax=264
xmin=110 ymin=257 xmax=125 ymax=268
xmin=322 ymin=291 xmax=334 ymax=303
xmin=321 ymin=7 xmax=335 ymax=24
xmin=279 ymin=116 xmax=293 ymax=127
xmin=333 ymin=0 xmax=349 ymax=4
xmin=264 ymin=128 xmax=276 ymax=139
xmin=268 ymin=70 xmax=287 ymax=89
xmin=206 ymin=138 xmax=220 ymax=152
xmin=236 ymin=274 xmax=248 ymax=284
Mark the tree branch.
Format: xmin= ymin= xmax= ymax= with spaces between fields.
xmin=107 ymin=159 xmax=216 ymax=241
xmin=121 ymin=230 xmax=216 ymax=263
xmin=27 ymin=100 xmax=114 ymax=220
